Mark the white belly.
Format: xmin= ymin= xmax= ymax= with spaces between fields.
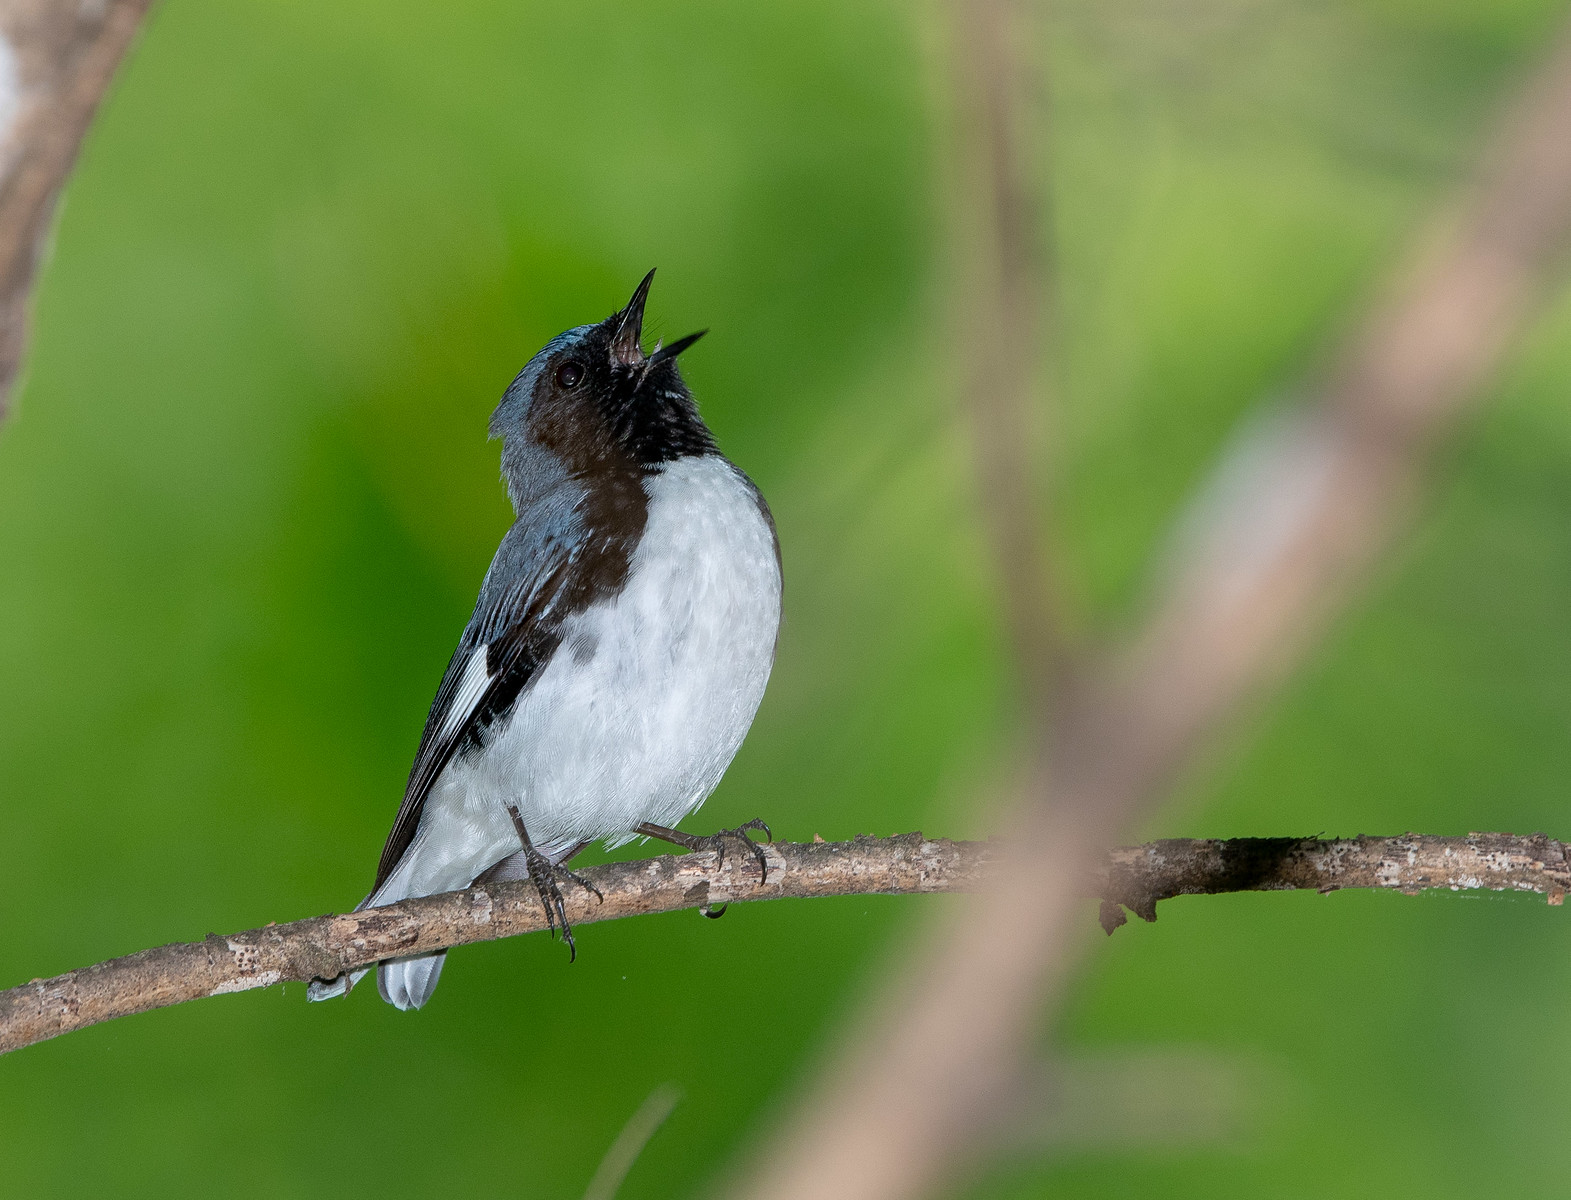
xmin=380 ymin=455 xmax=781 ymax=900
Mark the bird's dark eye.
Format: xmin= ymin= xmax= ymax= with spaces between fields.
xmin=554 ymin=361 xmax=584 ymax=389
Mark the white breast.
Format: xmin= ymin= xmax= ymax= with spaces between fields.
xmin=380 ymin=454 xmax=781 ymax=900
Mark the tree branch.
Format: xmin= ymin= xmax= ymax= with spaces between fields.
xmin=7 ymin=831 xmax=1569 ymax=1057
xmin=0 ymin=835 xmax=992 ymax=1056
xmin=1094 ymin=832 xmax=1571 ymax=931
xmin=0 ymin=0 xmax=153 ymax=417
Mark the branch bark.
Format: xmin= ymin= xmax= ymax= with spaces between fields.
xmin=0 ymin=0 xmax=153 ymax=417
xmin=1095 ymin=832 xmax=1571 ymax=930
xmin=0 ymin=835 xmax=991 ymax=1056
xmin=6 ymin=831 xmax=1568 ymax=1057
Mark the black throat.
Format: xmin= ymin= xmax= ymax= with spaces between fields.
xmin=599 ymin=369 xmax=717 ymax=465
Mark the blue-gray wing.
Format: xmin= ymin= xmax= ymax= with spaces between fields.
xmin=372 ymin=497 xmax=596 ymax=892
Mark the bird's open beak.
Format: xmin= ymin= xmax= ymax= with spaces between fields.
xmin=611 ymin=269 xmax=656 ymax=367
xmin=648 ymin=329 xmax=706 ymax=364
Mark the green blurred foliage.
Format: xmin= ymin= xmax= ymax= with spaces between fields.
xmin=1 ymin=0 xmax=1571 ymax=1195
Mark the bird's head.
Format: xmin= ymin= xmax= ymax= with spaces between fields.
xmin=490 ymin=270 xmax=712 ymax=474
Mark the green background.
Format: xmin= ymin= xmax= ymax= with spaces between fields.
xmin=2 ymin=0 xmax=1571 ymax=1195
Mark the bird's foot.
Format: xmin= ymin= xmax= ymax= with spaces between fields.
xmin=635 ymin=818 xmax=774 ymax=886
xmin=507 ymin=805 xmax=601 ymax=962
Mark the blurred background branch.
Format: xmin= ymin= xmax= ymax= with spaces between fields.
xmin=952 ymin=0 xmax=1067 ymax=715
xmin=732 ymin=9 xmax=1571 ymax=1200
xmin=583 ymin=1084 xmax=685 ymax=1200
xmin=0 ymin=0 xmax=151 ymax=418
xmin=990 ymin=1046 xmax=1290 ymax=1158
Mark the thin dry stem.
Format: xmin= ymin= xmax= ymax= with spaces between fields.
xmin=1094 ymin=832 xmax=1571 ymax=930
xmin=583 ymin=1084 xmax=685 ymax=1200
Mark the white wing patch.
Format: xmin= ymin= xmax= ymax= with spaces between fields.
xmin=439 ymin=645 xmax=493 ymax=742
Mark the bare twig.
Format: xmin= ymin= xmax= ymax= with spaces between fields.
xmin=0 ymin=835 xmax=992 ymax=1056
xmin=583 ymin=1084 xmax=684 ymax=1200
xmin=1094 ymin=832 xmax=1571 ymax=929
xmin=6 ymin=831 xmax=1568 ymax=1058
xmin=951 ymin=0 xmax=1065 ymax=707
xmin=0 ymin=0 xmax=153 ymax=417
xmin=732 ymin=16 xmax=1571 ymax=1200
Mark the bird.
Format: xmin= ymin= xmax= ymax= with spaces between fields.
xmin=307 ymin=270 xmax=782 ymax=1010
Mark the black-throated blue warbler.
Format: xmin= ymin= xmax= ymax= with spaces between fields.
xmin=308 ymin=271 xmax=781 ymax=1009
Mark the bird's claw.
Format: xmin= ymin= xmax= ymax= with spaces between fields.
xmin=524 ymin=848 xmax=601 ymax=961
xmin=635 ymin=818 xmax=775 ymax=887
xmin=708 ymin=819 xmax=773 ymax=886
xmin=509 ymin=803 xmax=600 ymax=962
